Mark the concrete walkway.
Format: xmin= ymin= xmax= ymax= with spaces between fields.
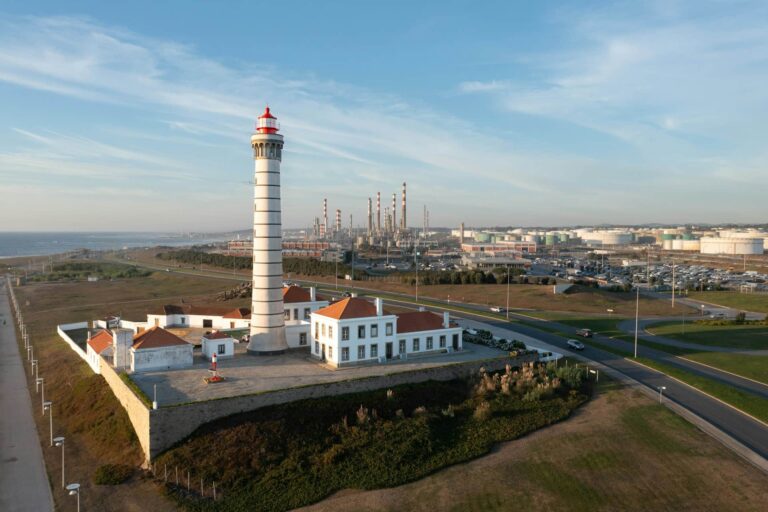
xmin=0 ymin=282 xmax=54 ymax=512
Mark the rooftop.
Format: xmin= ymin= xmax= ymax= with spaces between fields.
xmin=313 ymin=297 xmax=379 ymax=320
xmin=132 ymin=327 xmax=190 ymax=350
xmin=87 ymin=329 xmax=113 ymax=354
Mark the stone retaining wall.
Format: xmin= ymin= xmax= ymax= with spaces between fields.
xmin=145 ymin=353 xmax=537 ymax=461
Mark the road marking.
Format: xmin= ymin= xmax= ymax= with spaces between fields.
xmin=677 ymin=356 xmax=768 ymax=391
xmin=628 ymin=359 xmax=768 ymax=429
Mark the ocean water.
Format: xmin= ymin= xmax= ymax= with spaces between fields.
xmin=0 ymin=232 xmax=232 ymax=258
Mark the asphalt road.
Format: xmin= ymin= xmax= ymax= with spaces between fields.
xmin=0 ymin=282 xmax=54 ymax=512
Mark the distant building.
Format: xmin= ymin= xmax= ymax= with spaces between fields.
xmin=201 ymin=331 xmax=236 ymax=359
xmin=461 ymin=254 xmax=530 ymax=270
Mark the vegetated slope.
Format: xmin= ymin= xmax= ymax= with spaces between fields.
xmin=156 ymin=363 xmax=589 ymax=512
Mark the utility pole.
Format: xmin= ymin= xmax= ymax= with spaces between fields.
xmin=634 ymin=282 xmax=640 ymax=358
xmin=671 ymin=259 xmax=676 ymax=309
xmin=506 ymin=264 xmax=511 ymax=321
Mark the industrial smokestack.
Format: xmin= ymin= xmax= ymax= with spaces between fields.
xmin=392 ymin=193 xmax=397 ymax=234
xmin=460 ymin=222 xmax=465 ymax=244
xmin=376 ymin=192 xmax=381 ymax=234
xmin=401 ymin=182 xmax=407 ymax=231
xmin=322 ymin=198 xmax=328 ymax=238
xmin=367 ymin=197 xmax=372 ymax=236
xmin=335 ymin=208 xmax=341 ymax=235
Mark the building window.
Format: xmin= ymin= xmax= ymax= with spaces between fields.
xmin=341 ymin=347 xmax=349 ymax=361
xmin=217 ymin=344 xmax=226 ymax=355
xmin=314 ymin=341 xmax=319 ymax=354
xmin=453 ymin=334 xmax=459 ymax=348
xmin=299 ymin=332 xmax=307 ymax=346
xmin=284 ymin=309 xmax=291 ymax=320
xmin=328 ymin=325 xmax=333 ymax=338
xmin=322 ymin=324 xmax=326 ymax=337
xmin=399 ymin=339 xmax=406 ymax=353
xmin=371 ymin=324 xmax=378 ymax=337
xmin=371 ymin=344 xmax=378 ymax=358
xmin=304 ymin=308 xmax=311 ymax=320
xmin=413 ymin=338 xmax=420 ymax=351
xmin=358 ymin=325 xmax=366 ymax=339
xmin=440 ymin=335 xmax=446 ymax=348
xmin=180 ymin=317 xmax=186 ymax=325
xmin=342 ymin=326 xmax=349 ymax=341
xmin=293 ymin=308 xmax=299 ymax=320
xmin=426 ymin=337 xmax=433 ymax=350
xmin=358 ymin=345 xmax=366 ymax=359
xmin=328 ymin=345 xmax=333 ymax=359
xmin=385 ymin=323 xmax=393 ymax=336
xmin=314 ymin=322 xmax=319 ymax=340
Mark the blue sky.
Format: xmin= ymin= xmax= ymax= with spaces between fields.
xmin=0 ymin=0 xmax=766 ymax=231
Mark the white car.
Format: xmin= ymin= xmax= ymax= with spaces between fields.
xmin=490 ymin=306 xmax=506 ymax=313
xmin=567 ymin=339 xmax=585 ymax=350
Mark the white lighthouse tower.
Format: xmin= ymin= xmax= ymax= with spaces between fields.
xmin=247 ymin=106 xmax=288 ymax=354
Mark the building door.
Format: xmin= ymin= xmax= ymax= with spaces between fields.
xmin=321 ymin=344 xmax=326 ymax=361
xmin=154 ymin=318 xmax=159 ymax=327
xmin=452 ymin=334 xmax=460 ymax=350
xmin=398 ymin=339 xmax=406 ymax=355
xmin=386 ymin=342 xmax=393 ymax=359
xmin=230 ymin=321 xmax=235 ymax=328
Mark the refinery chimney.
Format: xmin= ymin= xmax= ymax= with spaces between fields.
xmin=321 ymin=198 xmax=328 ymax=239
xmin=247 ymin=106 xmax=288 ymax=354
xmin=367 ymin=197 xmax=373 ymax=236
xmin=335 ymin=208 xmax=342 ymax=235
xmin=392 ymin=193 xmax=397 ymax=234
xmin=376 ymin=192 xmax=381 ymax=234
xmin=401 ymin=182 xmax=407 ymax=231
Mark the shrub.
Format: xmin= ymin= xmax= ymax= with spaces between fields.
xmin=473 ymin=401 xmax=492 ymax=421
xmin=93 ymin=464 xmax=133 ymax=485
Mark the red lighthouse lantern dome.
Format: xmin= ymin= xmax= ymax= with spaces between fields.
xmin=257 ymin=106 xmax=279 ymax=133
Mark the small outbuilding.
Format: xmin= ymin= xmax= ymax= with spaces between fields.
xmin=130 ymin=327 xmax=193 ymax=372
xmin=201 ymin=331 xmax=235 ymax=359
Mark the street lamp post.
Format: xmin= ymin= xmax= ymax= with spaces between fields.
xmin=633 ymin=284 xmax=640 ymax=358
xmin=36 ymin=378 xmax=44 ymax=414
xmin=43 ymin=401 xmax=53 ymax=446
xmin=54 ymin=437 xmax=66 ymax=488
xmin=701 ymin=304 xmax=705 ymax=317
xmin=506 ymin=264 xmax=510 ymax=321
xmin=589 ymin=369 xmax=599 ymax=382
xmin=414 ymin=251 xmax=420 ymax=303
xmin=658 ymin=385 xmax=667 ymax=403
xmin=66 ymin=483 xmax=80 ymax=512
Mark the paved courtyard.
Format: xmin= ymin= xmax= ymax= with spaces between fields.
xmin=131 ymin=342 xmax=504 ymax=406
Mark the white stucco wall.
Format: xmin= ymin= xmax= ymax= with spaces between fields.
xmin=201 ymin=337 xmax=235 ymax=359
xmin=131 ymin=345 xmax=193 ymax=373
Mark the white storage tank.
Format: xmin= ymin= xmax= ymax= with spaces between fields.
xmin=700 ymin=237 xmax=763 ymax=255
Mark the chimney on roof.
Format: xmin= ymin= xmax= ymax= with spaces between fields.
xmin=375 ymin=297 xmax=383 ymax=316
xmin=310 ymin=286 xmax=317 ymax=302
xmin=443 ymin=311 xmax=450 ymax=329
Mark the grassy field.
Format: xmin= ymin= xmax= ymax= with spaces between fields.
xmin=647 ymin=321 xmax=768 ymax=350
xmin=124 ymin=248 xmax=693 ymax=317
xmin=689 ymin=291 xmax=768 ymax=314
xmin=155 ymin=364 xmax=590 ymax=511
xmin=299 ymin=383 xmax=768 ymax=512
xmin=11 ymin=271 xmax=245 ymax=511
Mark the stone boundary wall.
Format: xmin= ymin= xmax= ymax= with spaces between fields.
xmin=146 ymin=353 xmax=538 ymax=461
xmin=98 ymin=356 xmax=152 ymax=460
xmin=56 ymin=322 xmax=89 ymax=365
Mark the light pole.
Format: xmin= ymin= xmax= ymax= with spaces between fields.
xmin=607 ymin=308 xmax=614 ymax=319
xmin=700 ymin=304 xmax=705 ymax=317
xmin=66 ymin=483 xmax=80 ymax=512
xmin=335 ymin=256 xmax=338 ymax=290
xmin=589 ymin=368 xmax=599 ymax=382
xmin=506 ymin=264 xmax=510 ymax=321
xmin=31 ymin=359 xmax=38 ymax=378
xmin=414 ymin=251 xmax=420 ymax=303
xmin=658 ymin=385 xmax=667 ymax=403
xmin=633 ymin=283 xmax=640 ymax=358
xmin=54 ymin=436 xmax=66 ymax=488
xmin=43 ymin=401 xmax=53 ymax=446
xmin=671 ymin=259 xmax=676 ymax=309
xmin=36 ymin=378 xmax=44 ymax=414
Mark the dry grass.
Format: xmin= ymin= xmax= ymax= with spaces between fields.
xmin=12 ymin=271 xmax=243 ymax=511
xmin=297 ymin=384 xmax=768 ymax=512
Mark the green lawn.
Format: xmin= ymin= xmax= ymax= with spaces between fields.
xmin=647 ymin=321 xmax=768 ymax=350
xmin=688 ymin=291 xmax=768 ymax=314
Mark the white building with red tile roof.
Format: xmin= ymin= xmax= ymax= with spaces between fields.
xmin=201 ymin=331 xmax=235 ymax=359
xmin=86 ymin=329 xmax=114 ymax=374
xmin=130 ymin=327 xmax=194 ymax=372
xmin=310 ymin=297 xmax=462 ymax=368
xmin=282 ymin=285 xmax=329 ymax=349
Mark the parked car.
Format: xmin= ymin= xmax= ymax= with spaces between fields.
xmin=567 ymin=339 xmax=585 ymax=350
xmin=576 ymin=328 xmax=593 ymax=338
xmin=490 ymin=306 xmax=506 ymax=313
